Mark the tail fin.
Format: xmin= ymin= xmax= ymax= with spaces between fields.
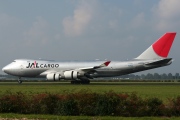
xmin=136 ymin=32 xmax=176 ymax=59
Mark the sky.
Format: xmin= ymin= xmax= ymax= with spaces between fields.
xmin=0 ymin=0 xmax=180 ymax=75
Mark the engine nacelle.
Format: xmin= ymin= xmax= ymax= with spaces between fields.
xmin=46 ymin=71 xmax=79 ymax=81
xmin=64 ymin=71 xmax=78 ymax=80
xmin=46 ymin=73 xmax=61 ymax=81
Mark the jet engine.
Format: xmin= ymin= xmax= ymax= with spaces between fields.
xmin=64 ymin=71 xmax=78 ymax=79
xmin=46 ymin=73 xmax=62 ymax=81
xmin=46 ymin=71 xmax=80 ymax=81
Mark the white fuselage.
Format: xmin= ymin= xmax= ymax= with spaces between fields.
xmin=2 ymin=58 xmax=172 ymax=79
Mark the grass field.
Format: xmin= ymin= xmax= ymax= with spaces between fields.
xmin=0 ymin=113 xmax=180 ymax=120
xmin=0 ymin=81 xmax=180 ymax=101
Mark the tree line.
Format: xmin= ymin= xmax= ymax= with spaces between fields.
xmin=119 ymin=73 xmax=180 ymax=80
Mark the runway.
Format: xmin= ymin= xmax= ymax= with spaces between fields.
xmin=0 ymin=81 xmax=179 ymax=86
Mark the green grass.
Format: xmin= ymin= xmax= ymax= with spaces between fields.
xmin=0 ymin=113 xmax=180 ymax=120
xmin=0 ymin=81 xmax=180 ymax=101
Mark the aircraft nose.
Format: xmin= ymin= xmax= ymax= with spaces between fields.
xmin=2 ymin=66 xmax=10 ymax=73
xmin=2 ymin=66 xmax=6 ymax=72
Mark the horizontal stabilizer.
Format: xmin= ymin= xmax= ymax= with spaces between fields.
xmin=145 ymin=58 xmax=173 ymax=66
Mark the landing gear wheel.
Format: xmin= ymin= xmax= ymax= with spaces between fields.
xmin=81 ymin=80 xmax=90 ymax=84
xmin=18 ymin=80 xmax=22 ymax=84
xmin=71 ymin=81 xmax=75 ymax=84
xmin=71 ymin=80 xmax=90 ymax=84
xmin=18 ymin=77 xmax=22 ymax=84
xmin=71 ymin=80 xmax=81 ymax=84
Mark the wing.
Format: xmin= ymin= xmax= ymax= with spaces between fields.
xmin=76 ymin=61 xmax=111 ymax=79
xmin=76 ymin=61 xmax=111 ymax=72
xmin=40 ymin=61 xmax=111 ymax=79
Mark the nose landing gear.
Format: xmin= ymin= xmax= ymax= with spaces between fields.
xmin=18 ymin=77 xmax=22 ymax=84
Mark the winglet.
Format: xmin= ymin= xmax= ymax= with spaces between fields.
xmin=100 ymin=61 xmax=111 ymax=67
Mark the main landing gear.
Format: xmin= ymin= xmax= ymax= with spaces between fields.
xmin=18 ymin=77 xmax=22 ymax=84
xmin=71 ymin=80 xmax=90 ymax=84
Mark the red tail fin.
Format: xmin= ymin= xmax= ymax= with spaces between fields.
xmin=152 ymin=33 xmax=176 ymax=58
xmin=136 ymin=32 xmax=176 ymax=59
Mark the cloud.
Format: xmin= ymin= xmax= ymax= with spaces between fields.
xmin=133 ymin=0 xmax=144 ymax=6
xmin=0 ymin=13 xmax=23 ymax=50
xmin=0 ymin=13 xmax=21 ymax=37
xmin=109 ymin=20 xmax=118 ymax=29
xmin=24 ymin=16 xmax=49 ymax=45
xmin=62 ymin=1 xmax=95 ymax=37
xmin=0 ymin=13 xmax=19 ymax=28
xmin=131 ymin=12 xmax=145 ymax=28
xmin=153 ymin=0 xmax=180 ymax=31
xmin=108 ymin=8 xmax=122 ymax=30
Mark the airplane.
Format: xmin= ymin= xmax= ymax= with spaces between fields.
xmin=2 ymin=32 xmax=176 ymax=84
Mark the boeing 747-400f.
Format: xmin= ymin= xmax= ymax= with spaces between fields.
xmin=2 ymin=32 xmax=176 ymax=84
